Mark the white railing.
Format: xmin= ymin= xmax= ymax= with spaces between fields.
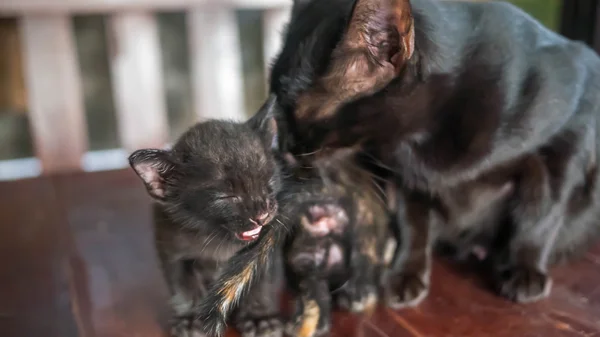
xmin=0 ymin=0 xmax=291 ymax=180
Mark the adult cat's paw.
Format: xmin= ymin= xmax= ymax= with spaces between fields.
xmin=169 ymin=316 xmax=207 ymax=337
xmin=383 ymin=272 xmax=429 ymax=310
xmin=497 ymin=267 xmax=552 ymax=303
xmin=335 ymin=281 xmax=378 ymax=313
xmin=236 ymin=315 xmax=283 ymax=337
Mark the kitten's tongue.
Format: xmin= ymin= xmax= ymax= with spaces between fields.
xmin=240 ymin=226 xmax=262 ymax=241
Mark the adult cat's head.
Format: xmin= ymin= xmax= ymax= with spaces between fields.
xmin=266 ymin=0 xmax=417 ymax=153
xmin=129 ymin=98 xmax=281 ymax=243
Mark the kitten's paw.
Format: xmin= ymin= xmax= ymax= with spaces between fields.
xmin=497 ymin=267 xmax=552 ymax=303
xmin=335 ymin=281 xmax=378 ymax=313
xmin=169 ymin=317 xmax=207 ymax=337
xmin=384 ymin=273 xmax=429 ymax=310
xmin=236 ymin=315 xmax=283 ymax=337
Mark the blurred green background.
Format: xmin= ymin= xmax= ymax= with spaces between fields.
xmin=505 ymin=0 xmax=562 ymax=31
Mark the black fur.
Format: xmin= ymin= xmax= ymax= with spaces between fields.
xmin=296 ymin=0 xmax=600 ymax=305
xmin=196 ymin=0 xmax=600 ymax=334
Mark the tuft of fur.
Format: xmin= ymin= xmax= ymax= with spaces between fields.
xmin=194 ymin=224 xmax=289 ymax=337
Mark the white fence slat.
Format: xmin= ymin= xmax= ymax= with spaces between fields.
xmin=0 ymin=0 xmax=291 ymax=16
xmin=188 ymin=7 xmax=246 ymax=121
xmin=20 ymin=15 xmax=88 ymax=173
xmin=262 ymin=6 xmax=290 ymax=82
xmin=107 ymin=13 xmax=169 ymax=151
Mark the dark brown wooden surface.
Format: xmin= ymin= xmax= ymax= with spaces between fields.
xmin=1 ymin=169 xmax=600 ymax=337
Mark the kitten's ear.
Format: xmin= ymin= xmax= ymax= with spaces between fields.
xmin=247 ymin=94 xmax=279 ymax=151
xmin=128 ymin=149 xmax=177 ymax=202
xmin=342 ymin=0 xmax=414 ymax=72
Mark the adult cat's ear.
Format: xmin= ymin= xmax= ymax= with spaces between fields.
xmin=291 ymin=0 xmax=312 ymax=18
xmin=128 ymin=149 xmax=177 ymax=202
xmin=247 ymin=94 xmax=279 ymax=151
xmin=342 ymin=0 xmax=414 ymax=72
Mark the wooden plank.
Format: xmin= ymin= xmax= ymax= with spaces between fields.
xmin=52 ymin=169 xmax=170 ymax=337
xmin=20 ymin=15 xmax=88 ymax=174
xmin=107 ymin=13 xmax=169 ymax=151
xmin=262 ymin=6 xmax=290 ymax=83
xmin=0 ymin=0 xmax=290 ymax=16
xmin=0 ymin=176 xmax=79 ymax=337
xmin=188 ymin=7 xmax=246 ymax=121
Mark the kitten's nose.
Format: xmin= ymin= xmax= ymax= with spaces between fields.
xmin=250 ymin=212 xmax=270 ymax=226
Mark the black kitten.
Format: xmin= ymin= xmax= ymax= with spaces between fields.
xmin=128 ymin=98 xmax=284 ymax=337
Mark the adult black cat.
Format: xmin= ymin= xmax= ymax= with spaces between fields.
xmin=196 ymin=0 xmax=600 ymax=335
xmin=128 ymin=98 xmax=285 ymax=337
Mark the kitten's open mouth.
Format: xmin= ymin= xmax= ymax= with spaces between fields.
xmin=237 ymin=226 xmax=262 ymax=241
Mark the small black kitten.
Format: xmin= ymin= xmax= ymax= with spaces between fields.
xmin=128 ymin=97 xmax=284 ymax=337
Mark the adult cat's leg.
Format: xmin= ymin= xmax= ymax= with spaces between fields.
xmin=383 ymin=189 xmax=436 ymax=309
xmin=233 ymin=251 xmax=284 ymax=337
xmin=285 ymin=277 xmax=332 ymax=337
xmin=492 ymin=155 xmax=558 ymax=303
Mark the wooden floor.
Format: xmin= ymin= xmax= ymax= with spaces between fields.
xmin=1 ymin=169 xmax=600 ymax=337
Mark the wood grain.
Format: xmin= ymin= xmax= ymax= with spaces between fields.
xmin=0 ymin=177 xmax=79 ymax=337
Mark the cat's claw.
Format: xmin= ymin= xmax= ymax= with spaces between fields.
xmin=384 ymin=272 xmax=429 ymax=310
xmin=497 ymin=267 xmax=552 ymax=303
xmin=335 ymin=281 xmax=378 ymax=313
xmin=236 ymin=316 xmax=283 ymax=337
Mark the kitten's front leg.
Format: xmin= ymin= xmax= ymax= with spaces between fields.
xmin=160 ymin=258 xmax=213 ymax=337
xmin=233 ymin=252 xmax=284 ymax=337
xmin=335 ymin=235 xmax=379 ymax=313
xmin=493 ymin=156 xmax=557 ymax=303
xmin=384 ymin=190 xmax=435 ymax=309
xmin=285 ymin=277 xmax=332 ymax=337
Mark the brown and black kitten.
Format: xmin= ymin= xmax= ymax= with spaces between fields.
xmin=280 ymin=148 xmax=395 ymax=337
xmin=128 ymin=98 xmax=285 ymax=337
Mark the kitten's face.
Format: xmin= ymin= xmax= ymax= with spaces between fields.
xmin=129 ymin=105 xmax=281 ymax=242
